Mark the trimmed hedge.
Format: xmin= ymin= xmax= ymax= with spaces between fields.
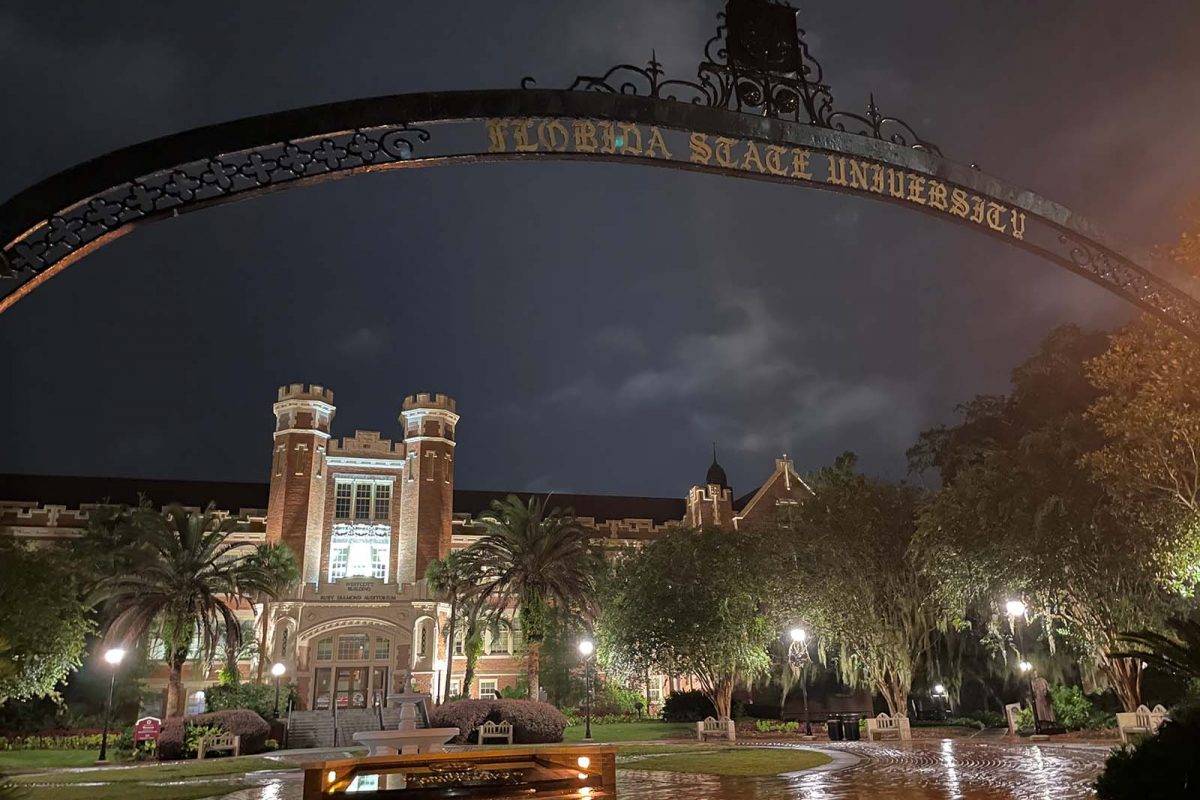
xmin=158 ymin=709 xmax=270 ymax=760
xmin=429 ymin=700 xmax=567 ymax=745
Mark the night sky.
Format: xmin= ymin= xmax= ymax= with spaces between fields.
xmin=2 ymin=1 xmax=1199 ymax=499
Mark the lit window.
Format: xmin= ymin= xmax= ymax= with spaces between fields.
xmin=374 ymin=484 xmax=391 ymax=520
xmin=354 ymin=483 xmax=372 ymax=519
xmin=479 ymin=679 xmax=498 ymax=699
xmin=335 ymin=482 xmax=352 ymax=519
xmin=316 ymin=638 xmax=333 ymax=661
xmin=375 ymin=638 xmax=391 ymax=661
xmin=328 ymin=523 xmax=391 ymax=583
xmin=338 ymin=635 xmax=369 ymax=661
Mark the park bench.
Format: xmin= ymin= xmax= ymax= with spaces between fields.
xmin=1116 ymin=704 xmax=1168 ymax=744
xmin=477 ymin=720 xmax=514 ymax=745
xmin=197 ymin=732 xmax=240 ymax=759
xmin=865 ymin=713 xmax=911 ymax=742
xmin=696 ymin=716 xmax=735 ymax=742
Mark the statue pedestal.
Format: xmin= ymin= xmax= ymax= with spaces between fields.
xmin=356 ymin=693 xmax=456 ymax=755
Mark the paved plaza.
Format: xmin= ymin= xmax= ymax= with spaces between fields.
xmin=211 ymin=739 xmax=1109 ymax=799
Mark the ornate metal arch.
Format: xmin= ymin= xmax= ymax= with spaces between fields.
xmin=2 ymin=0 xmax=1197 ymax=339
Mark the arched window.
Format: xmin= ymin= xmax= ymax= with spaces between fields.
xmin=316 ymin=637 xmax=333 ymax=661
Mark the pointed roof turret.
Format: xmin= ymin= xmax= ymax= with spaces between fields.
xmin=706 ymin=443 xmax=729 ymax=489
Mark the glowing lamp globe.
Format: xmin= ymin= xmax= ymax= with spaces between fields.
xmin=1019 ymin=661 xmax=1032 ymax=673
xmin=271 ymin=662 xmax=287 ymax=678
xmin=103 ymin=648 xmax=126 ymax=666
xmin=578 ymin=640 xmax=595 ymax=657
xmin=1005 ymin=599 xmax=1027 ymax=617
xmin=789 ymin=628 xmax=807 ymax=643
xmin=933 ymin=683 xmax=946 ymax=695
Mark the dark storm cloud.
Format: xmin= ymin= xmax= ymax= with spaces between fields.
xmin=1 ymin=1 xmax=1199 ymax=497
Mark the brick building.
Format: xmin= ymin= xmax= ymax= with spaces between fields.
xmin=0 ymin=384 xmax=814 ymax=714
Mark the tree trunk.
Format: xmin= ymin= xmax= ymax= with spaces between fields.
xmin=527 ymin=641 xmax=541 ymax=700
xmin=1104 ymin=656 xmax=1143 ymax=712
xmin=167 ymin=649 xmax=188 ymax=717
xmin=713 ymin=678 xmax=734 ymax=720
xmin=877 ymin=676 xmax=909 ymax=717
xmin=442 ymin=595 xmax=458 ymax=704
xmin=255 ymin=598 xmax=269 ymax=683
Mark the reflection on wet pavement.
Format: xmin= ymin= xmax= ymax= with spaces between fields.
xmin=233 ymin=739 xmax=1108 ymax=799
xmin=619 ymin=740 xmax=1107 ymax=799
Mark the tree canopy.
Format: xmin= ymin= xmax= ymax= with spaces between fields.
xmin=0 ymin=539 xmax=93 ymax=705
xmin=911 ymin=325 xmax=1195 ymax=710
xmin=783 ymin=453 xmax=947 ymax=715
xmin=596 ymin=526 xmax=782 ymax=719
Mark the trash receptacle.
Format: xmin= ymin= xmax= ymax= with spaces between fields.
xmin=842 ymin=713 xmax=861 ymax=741
xmin=826 ymin=715 xmax=844 ymax=741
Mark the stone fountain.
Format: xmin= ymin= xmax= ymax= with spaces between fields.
xmin=352 ymin=692 xmax=460 ymax=756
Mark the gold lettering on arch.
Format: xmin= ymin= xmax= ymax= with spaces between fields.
xmin=482 ymin=118 xmax=1034 ymax=242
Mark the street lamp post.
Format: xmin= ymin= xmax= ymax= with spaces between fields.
xmin=1008 ymin=599 xmax=1039 ymax=735
xmin=932 ymin=683 xmax=948 ymax=720
xmin=1019 ymin=660 xmax=1039 ymax=733
xmin=271 ymin=663 xmax=287 ymax=719
xmin=579 ymin=640 xmax=595 ymax=742
xmin=97 ymin=647 xmax=126 ymax=764
xmin=788 ymin=628 xmax=812 ymax=737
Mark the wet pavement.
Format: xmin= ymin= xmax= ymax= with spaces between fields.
xmin=619 ymin=740 xmax=1108 ymax=799
xmin=153 ymin=739 xmax=1114 ymax=799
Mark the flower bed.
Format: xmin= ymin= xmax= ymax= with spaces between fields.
xmin=0 ymin=731 xmax=104 ymax=750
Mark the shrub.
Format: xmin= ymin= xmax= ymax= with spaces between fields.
xmin=184 ymin=724 xmax=223 ymax=757
xmin=661 ymin=691 xmax=716 ymax=722
xmin=1049 ymin=685 xmax=1101 ymax=731
xmin=428 ymin=700 xmax=494 ymax=745
xmin=0 ymin=733 xmax=104 ymax=750
xmin=1095 ymin=702 xmax=1200 ymax=799
xmin=205 ymin=682 xmax=294 ymax=719
xmin=157 ymin=710 xmax=270 ymax=760
xmin=493 ymin=700 xmax=567 ymax=744
xmin=429 ymin=700 xmax=566 ymax=744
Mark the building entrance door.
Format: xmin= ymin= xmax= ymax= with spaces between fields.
xmin=335 ymin=667 xmax=368 ymax=708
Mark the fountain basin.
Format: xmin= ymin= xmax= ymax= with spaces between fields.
xmin=353 ymin=727 xmax=460 ymax=756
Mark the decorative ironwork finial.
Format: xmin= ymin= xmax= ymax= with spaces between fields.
xmin=524 ymin=0 xmax=941 ymax=155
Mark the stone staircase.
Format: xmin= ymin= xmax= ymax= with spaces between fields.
xmin=287 ymin=707 xmax=406 ymax=749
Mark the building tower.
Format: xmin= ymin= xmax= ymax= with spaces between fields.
xmin=686 ymin=444 xmax=734 ymax=530
xmin=398 ymin=393 xmax=458 ymax=584
xmin=266 ymin=383 xmax=335 ymax=584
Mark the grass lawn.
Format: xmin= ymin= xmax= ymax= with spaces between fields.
xmin=563 ymin=721 xmax=694 ymax=743
xmin=9 ymin=755 xmax=283 ymax=785
xmin=620 ymin=746 xmax=832 ymax=777
xmin=0 ymin=751 xmax=99 ymax=770
xmin=12 ymin=783 xmax=256 ymax=800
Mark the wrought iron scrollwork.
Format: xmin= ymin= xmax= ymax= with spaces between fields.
xmin=1055 ymin=232 xmax=1200 ymax=330
xmin=6 ymin=123 xmax=429 ymax=276
xmin=526 ymin=0 xmax=942 ymax=156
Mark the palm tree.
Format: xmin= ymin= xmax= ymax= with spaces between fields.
xmin=1113 ymin=616 xmax=1200 ymax=682
xmin=241 ymin=543 xmax=300 ymax=683
xmin=94 ymin=504 xmax=278 ymax=716
xmin=465 ymin=495 xmax=600 ymax=699
xmin=426 ymin=552 xmax=479 ymax=703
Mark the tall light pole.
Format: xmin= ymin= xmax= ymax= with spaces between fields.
xmin=932 ymin=683 xmax=948 ymax=719
xmin=1008 ymin=598 xmax=1038 ymax=734
xmin=271 ymin=662 xmax=287 ymax=719
xmin=1019 ymin=660 xmax=1039 ymax=733
xmin=579 ymin=640 xmax=595 ymax=742
xmin=97 ymin=647 xmax=126 ymax=764
xmin=788 ymin=628 xmax=812 ymax=737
